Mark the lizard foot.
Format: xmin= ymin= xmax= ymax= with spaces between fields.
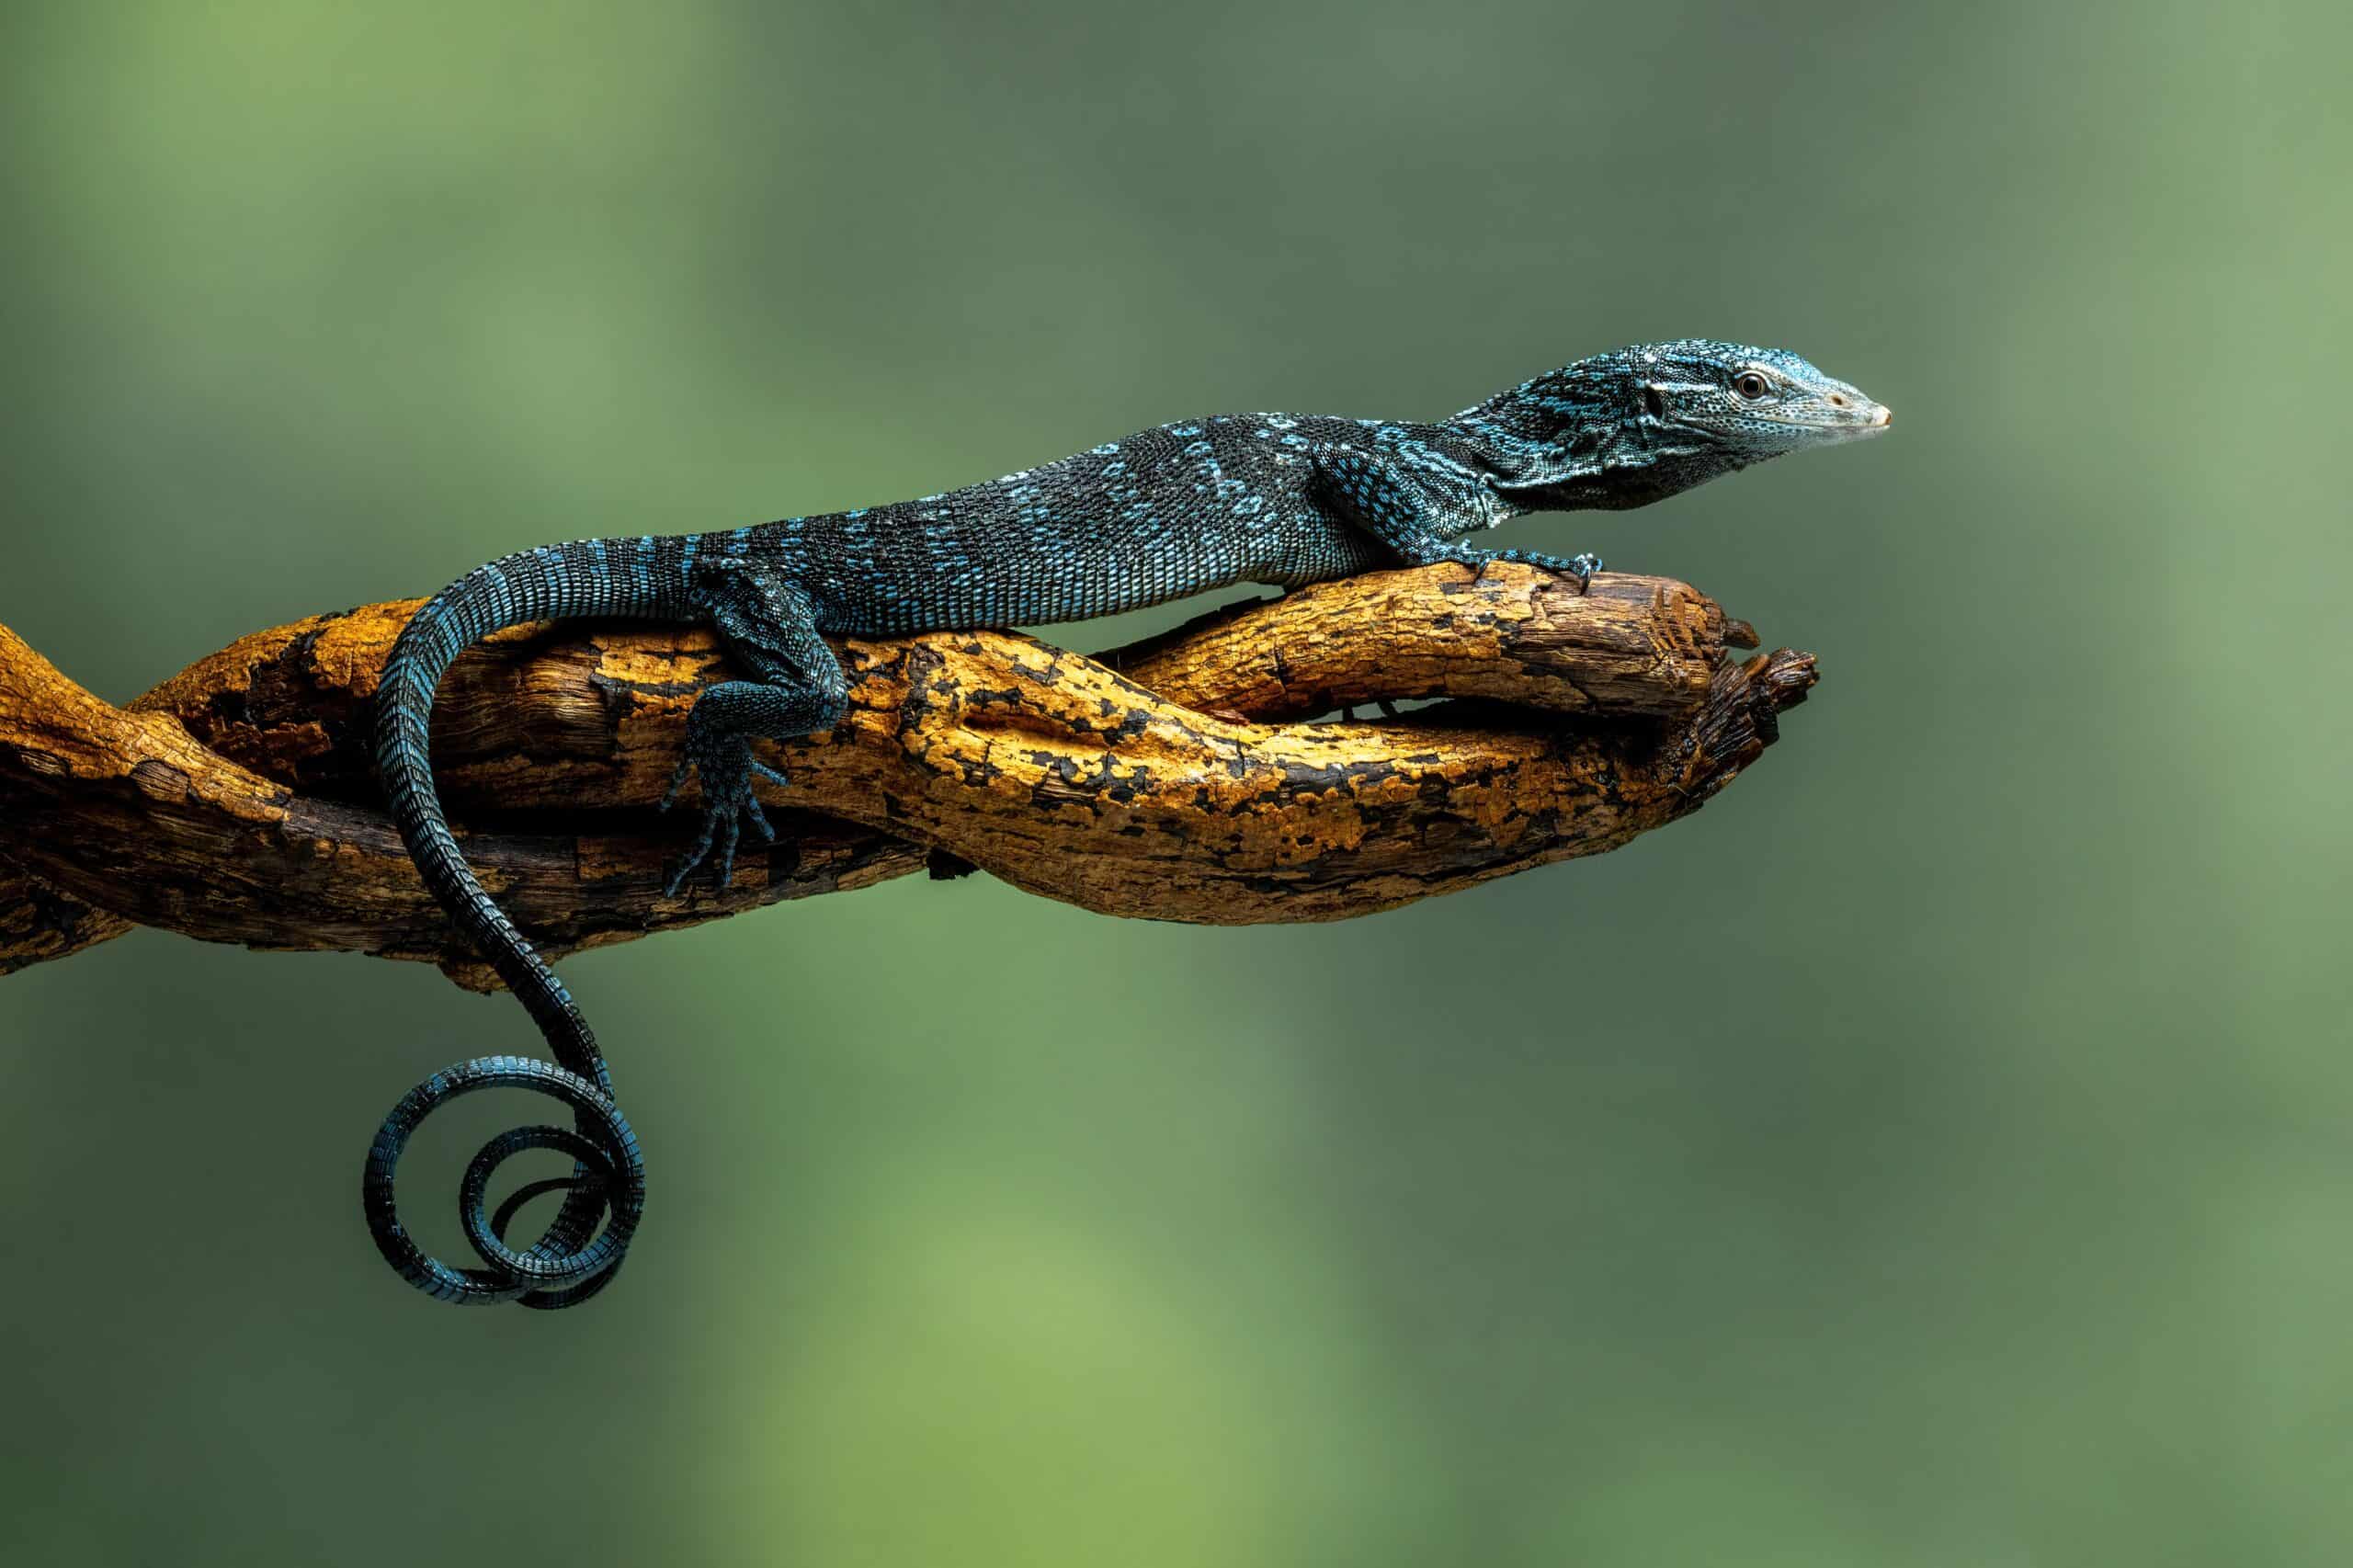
xmin=658 ymin=730 xmax=782 ymax=895
xmin=1486 ymin=549 xmax=1603 ymax=591
xmin=1431 ymin=546 xmax=1602 ymax=593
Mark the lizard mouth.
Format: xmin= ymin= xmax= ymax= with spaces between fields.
xmin=1766 ymin=404 xmax=1893 ymax=439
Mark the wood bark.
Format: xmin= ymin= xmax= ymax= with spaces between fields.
xmin=0 ymin=564 xmax=1813 ymax=992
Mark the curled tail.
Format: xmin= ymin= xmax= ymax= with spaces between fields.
xmin=364 ymin=537 xmax=696 ymax=1308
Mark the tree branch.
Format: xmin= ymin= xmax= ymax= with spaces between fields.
xmin=0 ymin=565 xmax=1813 ymax=990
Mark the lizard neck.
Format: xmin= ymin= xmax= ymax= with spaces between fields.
xmin=1443 ymin=356 xmax=1745 ymax=516
xmin=1450 ymin=420 xmax=1750 ymax=516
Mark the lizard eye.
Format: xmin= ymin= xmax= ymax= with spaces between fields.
xmin=1732 ymin=370 xmax=1772 ymax=401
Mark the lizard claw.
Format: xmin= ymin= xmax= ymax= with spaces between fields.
xmin=660 ymin=732 xmax=777 ymax=895
xmin=1565 ymin=552 xmax=1603 ymax=592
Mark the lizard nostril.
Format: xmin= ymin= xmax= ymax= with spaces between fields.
xmin=1827 ymin=392 xmax=1847 ymax=408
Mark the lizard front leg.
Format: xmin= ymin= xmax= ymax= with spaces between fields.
xmin=663 ymin=559 xmax=848 ymax=894
xmin=1312 ymin=445 xmax=1602 ymax=591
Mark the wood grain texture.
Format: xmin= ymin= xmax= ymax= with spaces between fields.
xmin=1105 ymin=565 xmax=1754 ymax=721
xmin=0 ymin=564 xmax=1813 ymax=990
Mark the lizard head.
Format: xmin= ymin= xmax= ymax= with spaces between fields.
xmin=1463 ymin=340 xmax=1889 ymax=508
xmin=1620 ymin=340 xmax=1892 ymax=457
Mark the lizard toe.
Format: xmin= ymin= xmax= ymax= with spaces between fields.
xmin=711 ymin=809 xmax=743 ymax=889
xmin=657 ymin=756 xmax=694 ymax=813
xmin=663 ymin=828 xmax=713 ymax=897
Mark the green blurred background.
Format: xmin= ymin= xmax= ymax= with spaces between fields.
xmin=3 ymin=2 xmax=2347 ymax=1563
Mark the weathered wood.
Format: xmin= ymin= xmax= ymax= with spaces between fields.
xmin=0 ymin=864 xmax=132 ymax=975
xmin=0 ymin=617 xmax=926 ymax=986
xmin=0 ymin=564 xmax=1814 ymax=990
xmin=1105 ymin=566 xmax=1751 ymax=721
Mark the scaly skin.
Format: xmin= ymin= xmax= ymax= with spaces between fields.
xmin=365 ymin=339 xmax=1891 ymax=1308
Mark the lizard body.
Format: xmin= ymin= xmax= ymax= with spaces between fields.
xmin=364 ymin=339 xmax=1890 ymax=1307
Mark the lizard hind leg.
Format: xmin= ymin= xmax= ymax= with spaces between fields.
xmin=661 ymin=562 xmax=847 ymax=895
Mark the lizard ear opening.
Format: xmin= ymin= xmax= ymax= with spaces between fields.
xmin=1641 ymin=385 xmax=1665 ymax=419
